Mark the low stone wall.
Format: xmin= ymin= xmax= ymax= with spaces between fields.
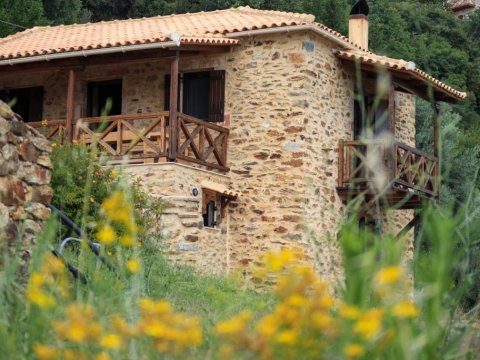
xmin=0 ymin=101 xmax=52 ymax=272
xmin=125 ymin=163 xmax=230 ymax=274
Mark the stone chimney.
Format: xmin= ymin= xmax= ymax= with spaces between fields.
xmin=349 ymin=0 xmax=370 ymax=50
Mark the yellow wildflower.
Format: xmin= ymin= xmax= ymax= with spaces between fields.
xmin=252 ymin=266 xmax=268 ymax=279
xmin=120 ymin=235 xmax=134 ymax=247
xmin=374 ymin=266 xmax=402 ymax=286
xmin=43 ymin=254 xmax=65 ymax=274
xmin=354 ymin=309 xmax=384 ymax=340
xmin=54 ymin=304 xmax=102 ymax=343
xmin=63 ymin=349 xmax=88 ymax=360
xmin=318 ymin=295 xmax=335 ymax=310
xmin=100 ymin=333 xmax=123 ymax=350
xmin=216 ymin=311 xmax=251 ymax=335
xmin=286 ymin=294 xmax=308 ymax=307
xmin=392 ymin=300 xmax=419 ymax=319
xmin=51 ymin=142 xmax=57 ymax=148
xmin=65 ymin=324 xmax=88 ymax=343
xmin=138 ymin=298 xmax=172 ymax=316
xmin=312 ymin=311 xmax=335 ymax=331
xmin=101 ymin=191 xmax=132 ymax=226
xmin=33 ymin=343 xmax=58 ymax=360
xmin=264 ymin=248 xmax=301 ymax=271
xmin=126 ymin=258 xmax=141 ymax=273
xmin=344 ymin=343 xmax=365 ymax=358
xmin=275 ymin=330 xmax=297 ymax=345
xmin=96 ymin=225 xmax=116 ymax=245
xmin=89 ymin=196 xmax=95 ymax=203
xmin=110 ymin=169 xmax=117 ymax=178
xmin=30 ymin=273 xmax=47 ymax=287
xmin=339 ymin=304 xmax=361 ymax=320
xmin=96 ymin=352 xmax=111 ymax=360
xmin=27 ymin=289 xmax=56 ymax=308
xmin=111 ymin=315 xmax=138 ymax=337
xmin=256 ymin=315 xmax=278 ymax=337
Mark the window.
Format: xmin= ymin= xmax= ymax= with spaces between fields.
xmin=87 ymin=79 xmax=122 ymax=117
xmin=202 ymin=189 xmax=219 ymax=228
xmin=165 ymin=70 xmax=225 ymax=122
xmin=0 ymin=87 xmax=43 ymax=122
xmin=353 ymin=93 xmax=390 ymax=139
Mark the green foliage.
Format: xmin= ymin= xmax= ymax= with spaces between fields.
xmin=50 ymin=144 xmax=164 ymax=240
xmin=0 ymin=0 xmax=45 ymax=37
xmin=42 ymin=0 xmax=90 ymax=24
xmin=50 ymin=144 xmax=117 ymax=230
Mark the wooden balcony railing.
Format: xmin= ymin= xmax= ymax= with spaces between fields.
xmin=338 ymin=140 xmax=439 ymax=202
xmin=75 ymin=112 xmax=169 ymax=161
xmin=175 ymin=113 xmax=229 ymax=171
xmin=30 ymin=111 xmax=229 ymax=172
xmin=29 ymin=119 xmax=68 ymax=144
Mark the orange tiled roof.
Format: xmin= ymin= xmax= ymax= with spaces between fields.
xmin=0 ymin=6 xmax=466 ymax=102
xmin=448 ymin=0 xmax=476 ymax=11
xmin=334 ymin=49 xmax=467 ymax=101
xmin=0 ymin=6 xmax=315 ymax=60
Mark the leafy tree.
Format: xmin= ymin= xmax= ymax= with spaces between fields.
xmin=42 ymin=0 xmax=90 ymax=24
xmin=0 ymin=0 xmax=45 ymax=37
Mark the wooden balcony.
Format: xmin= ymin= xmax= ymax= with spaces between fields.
xmin=337 ymin=140 xmax=439 ymax=210
xmin=30 ymin=111 xmax=230 ymax=172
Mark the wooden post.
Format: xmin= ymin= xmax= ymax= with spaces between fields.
xmin=65 ymin=69 xmax=76 ymax=142
xmin=433 ymin=102 xmax=441 ymax=202
xmin=168 ymin=52 xmax=179 ymax=162
xmin=387 ymin=83 xmax=396 ymax=180
xmin=338 ymin=140 xmax=344 ymax=187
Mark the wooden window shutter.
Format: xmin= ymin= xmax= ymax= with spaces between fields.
xmin=208 ymin=70 xmax=225 ymax=123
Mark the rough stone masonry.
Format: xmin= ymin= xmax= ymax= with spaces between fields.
xmin=0 ymin=100 xmax=52 ymax=273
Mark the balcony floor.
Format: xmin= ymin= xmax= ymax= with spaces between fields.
xmin=336 ymin=186 xmax=433 ymax=210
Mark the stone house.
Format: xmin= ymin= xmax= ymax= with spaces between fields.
xmin=0 ymin=3 xmax=466 ymax=281
xmin=449 ymin=0 xmax=479 ymax=18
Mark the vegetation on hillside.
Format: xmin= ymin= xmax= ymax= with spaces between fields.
xmin=0 ymin=174 xmax=477 ymax=358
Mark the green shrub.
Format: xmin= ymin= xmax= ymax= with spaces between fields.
xmin=50 ymin=144 xmax=164 ymax=243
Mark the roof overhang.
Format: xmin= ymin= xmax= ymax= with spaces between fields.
xmin=335 ymin=49 xmax=467 ymax=103
xmin=0 ymin=37 xmax=239 ymax=67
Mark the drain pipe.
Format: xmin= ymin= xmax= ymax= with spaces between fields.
xmin=0 ymin=39 xmax=181 ymax=67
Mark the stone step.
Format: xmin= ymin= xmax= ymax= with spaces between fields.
xmin=177 ymin=213 xmax=200 ymax=219
xmin=181 ymin=219 xmax=203 ymax=228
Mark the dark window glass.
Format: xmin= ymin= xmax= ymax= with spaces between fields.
xmin=203 ymin=200 xmax=216 ymax=228
xmin=0 ymin=87 xmax=43 ymax=122
xmin=87 ymin=79 xmax=122 ymax=117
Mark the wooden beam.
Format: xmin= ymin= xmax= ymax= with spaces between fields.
xmin=168 ymin=52 xmax=179 ymax=161
xmin=394 ymin=213 xmax=421 ymax=241
xmin=433 ymin=102 xmax=441 ymax=202
xmin=65 ymin=69 xmax=76 ymax=142
xmin=387 ymin=83 xmax=396 ymax=181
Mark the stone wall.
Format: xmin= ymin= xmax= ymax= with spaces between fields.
xmin=0 ymin=101 xmax=52 ymax=272
xmin=386 ymin=91 xmax=416 ymax=257
xmin=124 ymin=163 xmax=230 ymax=274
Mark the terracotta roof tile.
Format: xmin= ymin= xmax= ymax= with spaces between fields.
xmin=0 ymin=6 xmax=314 ymax=60
xmin=448 ymin=0 xmax=476 ymax=11
xmin=0 ymin=6 xmax=467 ymax=102
xmin=334 ymin=49 xmax=467 ymax=101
